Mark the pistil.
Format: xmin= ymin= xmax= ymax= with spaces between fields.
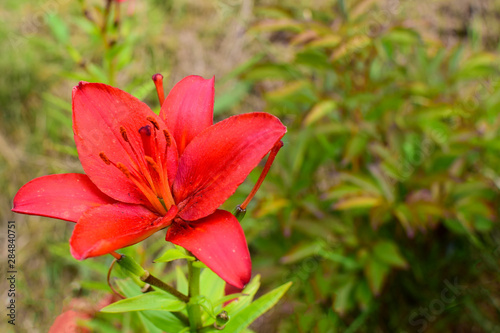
xmin=152 ymin=73 xmax=165 ymax=106
xmin=240 ymin=140 xmax=284 ymax=210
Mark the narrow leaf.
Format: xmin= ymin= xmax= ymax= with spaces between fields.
xmin=155 ymin=248 xmax=195 ymax=263
xmin=100 ymin=291 xmax=186 ymax=313
xmin=224 ymin=282 xmax=292 ymax=332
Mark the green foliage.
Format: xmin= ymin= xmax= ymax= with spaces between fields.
xmin=224 ymin=0 xmax=500 ymax=331
xmin=100 ymin=291 xmax=186 ymax=313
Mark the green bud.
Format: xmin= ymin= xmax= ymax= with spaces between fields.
xmin=116 ymin=254 xmax=147 ymax=278
xmin=233 ymin=205 xmax=246 ymax=222
xmin=215 ymin=310 xmax=229 ymax=329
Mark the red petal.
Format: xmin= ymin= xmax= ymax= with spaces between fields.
xmin=173 ymin=112 xmax=286 ymax=221
xmin=12 ymin=174 xmax=116 ymax=222
xmin=70 ymin=204 xmax=178 ymax=259
xmin=72 ymin=82 xmax=178 ymax=206
xmin=223 ymin=283 xmax=243 ymax=306
xmin=160 ymin=76 xmax=214 ymax=156
xmin=165 ymin=210 xmax=251 ymax=289
xmin=49 ymin=310 xmax=91 ymax=333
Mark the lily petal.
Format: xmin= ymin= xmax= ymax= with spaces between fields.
xmin=12 ymin=173 xmax=116 ymax=223
xmin=173 ymin=112 xmax=286 ymax=221
xmin=70 ymin=203 xmax=178 ymax=259
xmin=160 ymin=75 xmax=214 ymax=156
xmin=72 ymin=82 xmax=178 ymax=206
xmin=49 ymin=310 xmax=91 ymax=333
xmin=166 ymin=210 xmax=251 ymax=289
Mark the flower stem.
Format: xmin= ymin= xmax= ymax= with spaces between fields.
xmin=187 ymin=260 xmax=202 ymax=332
xmin=141 ymin=271 xmax=190 ymax=303
xmin=112 ymin=252 xmax=189 ymax=302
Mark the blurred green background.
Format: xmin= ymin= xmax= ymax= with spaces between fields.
xmin=2 ymin=0 xmax=500 ymax=332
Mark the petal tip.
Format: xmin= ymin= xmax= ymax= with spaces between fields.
xmin=69 ymin=245 xmax=86 ymax=261
xmin=75 ymin=81 xmax=89 ymax=90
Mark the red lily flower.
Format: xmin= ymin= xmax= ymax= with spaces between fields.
xmin=12 ymin=75 xmax=286 ymax=288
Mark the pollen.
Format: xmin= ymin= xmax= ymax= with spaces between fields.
xmin=146 ymin=116 xmax=160 ymax=130
xmin=99 ymin=152 xmax=111 ymax=165
xmin=163 ymin=130 xmax=172 ymax=147
xmin=116 ymin=162 xmax=131 ymax=178
xmin=120 ymin=126 xmax=129 ymax=142
xmin=145 ymin=156 xmax=160 ymax=174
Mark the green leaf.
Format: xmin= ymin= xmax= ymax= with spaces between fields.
xmin=304 ymin=100 xmax=337 ymax=126
xmin=333 ymin=196 xmax=382 ymax=210
xmin=46 ymin=13 xmax=69 ymax=44
xmin=333 ymin=280 xmax=355 ymax=315
xmin=280 ymin=241 xmax=323 ymax=264
xmin=224 ymin=282 xmax=292 ymax=332
xmin=381 ymin=28 xmax=420 ymax=46
xmin=364 ymin=259 xmax=390 ymax=295
xmin=191 ymin=295 xmax=216 ymax=319
xmin=200 ymin=268 xmax=225 ymax=305
xmin=307 ymin=35 xmax=341 ymax=48
xmin=192 ymin=261 xmax=208 ymax=269
xmin=266 ymin=80 xmax=317 ymax=111
xmin=155 ymin=249 xmax=195 ymax=263
xmin=244 ymin=64 xmax=300 ymax=81
xmin=224 ymin=275 xmax=261 ymax=316
xmin=355 ymin=280 xmax=372 ymax=310
xmin=100 ymin=291 xmax=186 ymax=313
xmin=213 ymin=293 xmax=247 ymax=308
xmin=342 ymin=133 xmax=370 ymax=164
xmin=176 ymin=266 xmax=188 ymax=296
xmin=318 ymin=249 xmax=360 ymax=270
xmin=251 ymin=19 xmax=303 ymax=33
xmin=214 ymin=81 xmax=251 ymax=115
xmin=115 ymin=279 xmax=187 ymax=331
xmin=474 ymin=216 xmax=494 ymax=232
xmin=295 ymin=49 xmax=331 ymax=69
xmin=331 ymin=35 xmax=371 ymax=61
xmin=372 ymin=241 xmax=408 ymax=269
xmin=443 ymin=219 xmax=468 ymax=235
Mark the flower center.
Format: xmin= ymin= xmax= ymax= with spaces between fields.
xmin=99 ymin=117 xmax=175 ymax=215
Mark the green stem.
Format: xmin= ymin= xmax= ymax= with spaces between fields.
xmin=141 ymin=271 xmax=190 ymax=303
xmin=187 ymin=260 xmax=202 ymax=332
xmin=114 ymin=253 xmax=189 ymax=302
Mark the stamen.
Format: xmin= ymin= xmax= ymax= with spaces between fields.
xmin=115 ymin=160 xmax=166 ymax=215
xmin=117 ymin=162 xmax=131 ymax=178
xmin=100 ymin=140 xmax=169 ymax=215
xmin=140 ymin=124 xmax=171 ymax=205
xmin=145 ymin=156 xmax=160 ymax=175
xmin=118 ymin=124 xmax=157 ymax=192
xmin=120 ymin=126 xmax=129 ymax=142
xmin=163 ymin=130 xmax=172 ymax=147
xmin=99 ymin=152 xmax=111 ymax=165
xmin=240 ymin=140 xmax=284 ymax=210
xmin=152 ymin=73 xmax=165 ymax=106
xmin=146 ymin=116 xmax=160 ymax=130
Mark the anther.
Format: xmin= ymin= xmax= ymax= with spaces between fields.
xmin=163 ymin=130 xmax=172 ymax=147
xmin=145 ymin=156 xmax=160 ymax=174
xmin=120 ymin=126 xmax=129 ymax=142
xmin=146 ymin=116 xmax=160 ymax=130
xmin=116 ymin=163 xmax=131 ymax=178
xmin=99 ymin=152 xmax=111 ymax=165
